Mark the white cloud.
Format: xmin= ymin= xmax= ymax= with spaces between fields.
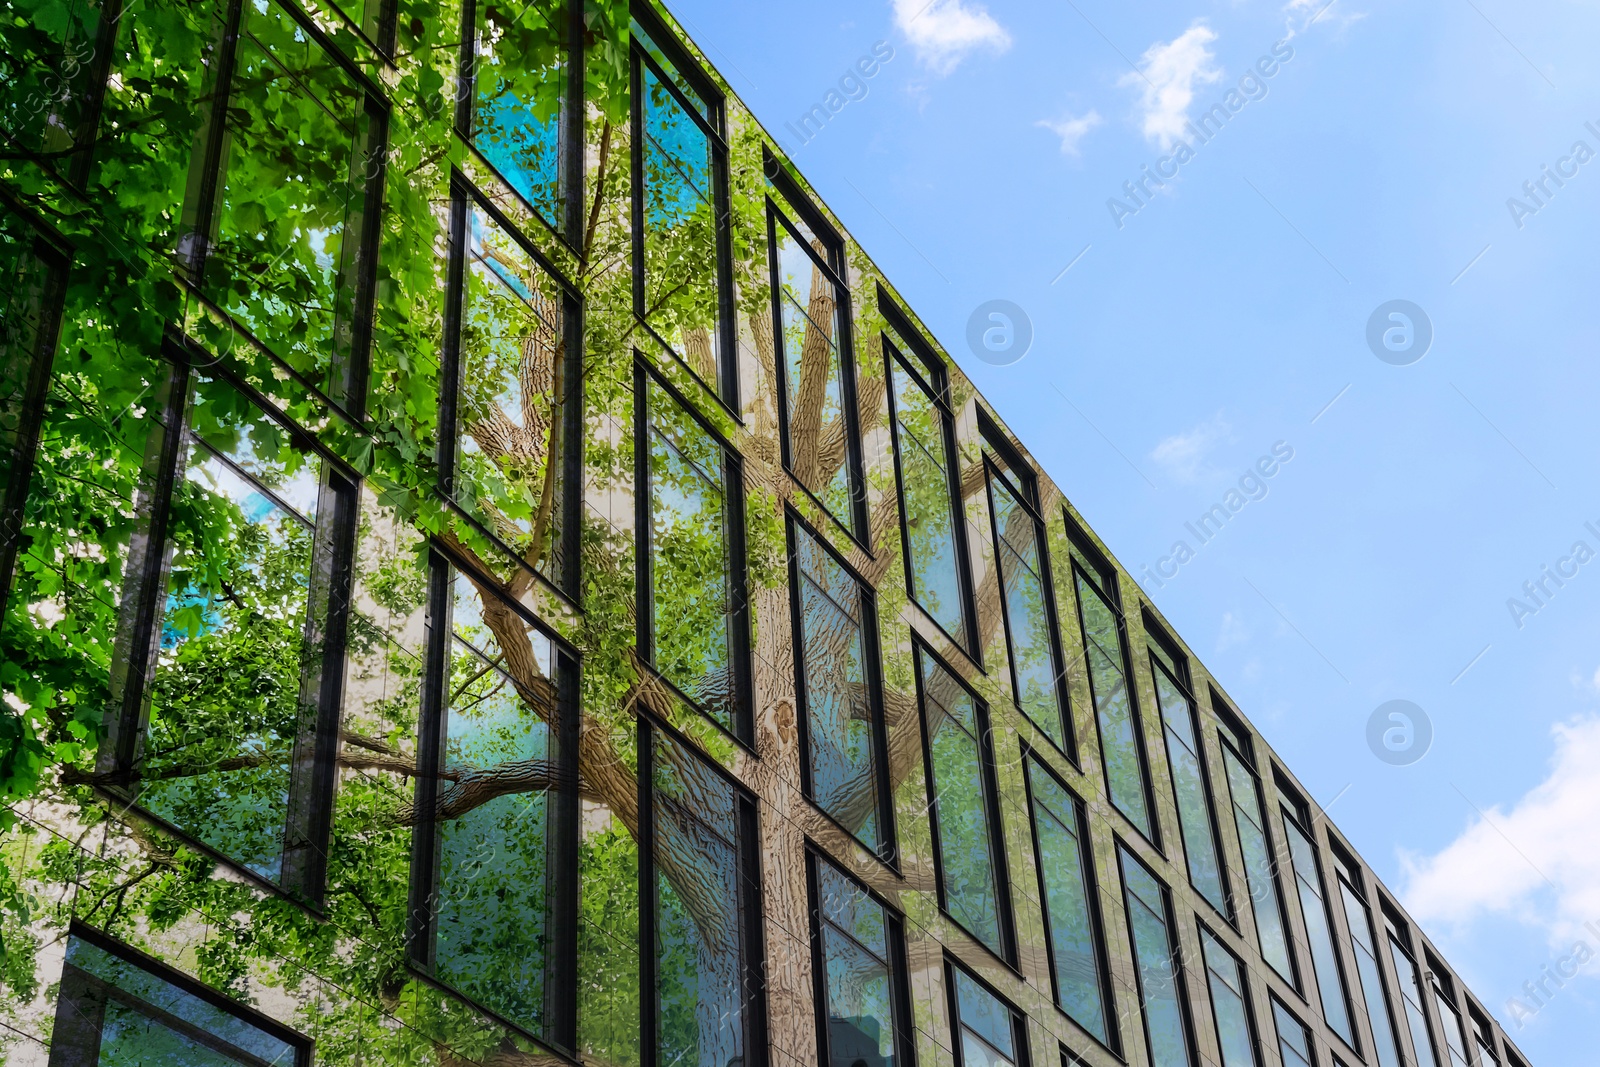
xmin=1150 ymin=411 xmax=1231 ymax=483
xmin=1283 ymin=0 xmax=1366 ymax=39
xmin=1401 ymin=717 xmax=1600 ymax=946
xmin=1118 ymin=22 xmax=1224 ymax=150
xmin=1037 ymin=110 xmax=1102 ymax=157
xmin=891 ymin=0 xmax=1011 ymax=74
xmin=1217 ymin=610 xmax=1251 ymax=653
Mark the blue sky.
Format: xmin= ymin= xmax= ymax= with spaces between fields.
xmin=667 ymin=0 xmax=1600 ymax=1059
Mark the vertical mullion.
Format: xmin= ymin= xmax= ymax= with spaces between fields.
xmin=176 ymin=0 xmax=246 ymax=280
xmin=638 ymin=718 xmax=658 ymax=1066
xmin=405 ymin=550 xmax=453 ymax=970
xmin=437 ymin=181 xmax=470 ymax=496
xmin=545 ymin=647 xmax=580 ymax=1050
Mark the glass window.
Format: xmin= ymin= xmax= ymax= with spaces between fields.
xmin=1119 ymin=844 xmax=1194 ymax=1067
xmin=885 ymin=333 xmax=971 ymax=647
xmin=1474 ymin=1032 xmax=1499 ymax=1067
xmin=1200 ymin=926 xmax=1258 ymax=1067
xmin=201 ymin=0 xmax=379 ymax=401
xmin=639 ymin=367 xmax=749 ymax=737
xmin=1074 ymin=563 xmax=1151 ymax=837
xmin=429 ymin=571 xmax=564 ymax=1036
xmin=982 ymin=448 xmax=1067 ymax=750
xmin=768 ymin=198 xmax=861 ymax=534
xmin=1387 ymin=934 xmax=1440 ymax=1067
xmin=812 ymin=854 xmax=908 ymax=1067
xmin=1219 ymin=741 xmax=1294 ymax=984
xmin=1273 ymin=999 xmax=1316 ymax=1067
xmin=449 ymin=198 xmax=571 ymax=584
xmin=1281 ymin=810 xmax=1355 ymax=1046
xmin=791 ymin=518 xmax=891 ymax=857
xmin=633 ymin=16 xmax=731 ymax=399
xmin=1026 ymin=756 xmax=1111 ymax=1046
xmin=949 ymin=962 xmax=1027 ymax=1067
xmin=136 ymin=373 xmax=334 ymax=886
xmin=1432 ymin=982 xmax=1471 ymax=1067
xmin=466 ymin=0 xmax=570 ymax=227
xmin=919 ymin=646 xmax=1008 ymax=957
xmin=1338 ymin=879 xmax=1403 ymax=1067
xmin=648 ymin=725 xmax=762 ymax=1067
xmin=1147 ymin=632 xmax=1227 ymax=915
xmin=49 ymin=930 xmax=306 ymax=1066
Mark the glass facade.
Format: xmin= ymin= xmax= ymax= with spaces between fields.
xmin=0 ymin=3 xmax=1525 ymax=1067
xmin=1282 ymin=808 xmax=1355 ymax=1048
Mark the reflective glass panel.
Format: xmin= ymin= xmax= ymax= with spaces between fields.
xmin=1150 ymin=649 xmax=1226 ymax=915
xmin=816 ymin=859 xmax=901 ymax=1067
xmin=1433 ymin=985 xmax=1471 ymax=1067
xmin=1387 ymin=936 xmax=1440 ymax=1067
xmin=794 ymin=521 xmax=885 ymax=854
xmin=1338 ymin=880 xmax=1402 ymax=1067
xmin=1076 ymin=569 xmax=1150 ymax=835
xmin=1201 ymin=927 xmax=1258 ymax=1067
xmin=920 ymin=649 xmax=1003 ymax=954
xmin=953 ymin=966 xmax=1020 ymax=1067
xmin=1282 ymin=812 xmax=1354 ymax=1045
xmin=1274 ymin=1000 xmax=1315 ymax=1067
xmin=1027 ymin=758 xmax=1109 ymax=1043
xmin=988 ymin=470 xmax=1065 ymax=748
xmin=1221 ymin=744 xmax=1294 ymax=983
xmin=887 ymin=343 xmax=968 ymax=643
xmin=1120 ymin=845 xmax=1192 ymax=1067
xmin=471 ymin=0 xmax=566 ymax=224
xmin=652 ymin=728 xmax=749 ymax=1067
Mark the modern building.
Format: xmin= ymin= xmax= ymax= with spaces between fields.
xmin=0 ymin=2 xmax=1528 ymax=1067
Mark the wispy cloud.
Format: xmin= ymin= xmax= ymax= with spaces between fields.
xmin=1402 ymin=716 xmax=1600 ymax=947
xmin=1037 ymin=110 xmax=1103 ymax=157
xmin=891 ymin=0 xmax=1011 ymax=74
xmin=1283 ymin=0 xmax=1365 ymax=39
xmin=1118 ymin=21 xmax=1224 ymax=150
xmin=1150 ymin=411 xmax=1232 ymax=483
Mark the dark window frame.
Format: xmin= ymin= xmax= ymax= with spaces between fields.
xmin=50 ymin=920 xmax=313 ymax=1067
xmin=633 ymin=352 xmax=756 ymax=747
xmin=1114 ymin=838 xmax=1200 ymax=1067
xmin=637 ymin=713 xmax=770 ymax=1067
xmin=785 ymin=506 xmax=898 ymax=866
xmin=1020 ymin=745 xmax=1119 ymax=1056
xmin=764 ymin=174 xmax=869 ymax=547
xmin=878 ymin=288 xmax=979 ymax=659
xmin=945 ymin=953 xmax=1033 ymax=1067
xmin=1335 ymin=870 xmax=1405 ymax=1067
xmin=403 ymin=535 xmax=583 ymax=1054
xmin=177 ymin=0 xmax=392 ymax=421
xmin=1196 ymin=917 xmax=1265 ymax=1067
xmin=1279 ymin=799 xmax=1360 ymax=1057
xmin=628 ymin=0 xmax=739 ymax=414
xmin=454 ymin=0 xmax=586 ymax=248
xmin=977 ymin=412 xmax=1073 ymax=759
xmin=1144 ymin=610 xmax=1233 ymax=924
xmin=96 ymin=335 xmax=363 ymax=907
xmin=804 ymin=844 xmax=917 ymax=1067
xmin=1065 ymin=518 xmax=1158 ymax=848
xmin=1271 ymin=995 xmax=1319 ymax=1067
xmin=439 ymin=170 xmax=586 ymax=603
xmin=913 ymin=637 xmax=1016 ymax=966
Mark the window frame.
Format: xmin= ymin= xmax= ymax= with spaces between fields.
xmin=785 ymin=507 xmax=897 ymax=865
xmin=1021 ymin=746 xmax=1119 ymax=1055
xmin=764 ymin=163 xmax=869 ymax=545
xmin=879 ymin=289 xmax=979 ymax=657
xmin=440 ymin=172 xmax=586 ymax=601
xmin=804 ymin=845 xmax=917 ymax=1067
xmin=1278 ymin=797 xmax=1359 ymax=1055
xmin=1065 ymin=516 xmax=1158 ymax=846
xmin=913 ymin=637 xmax=1016 ymax=965
xmin=403 ymin=537 xmax=583 ymax=1053
xmin=638 ymin=714 xmax=770 ymax=1067
xmin=628 ymin=0 xmax=739 ymax=412
xmin=633 ymin=353 xmax=756 ymax=746
xmin=1144 ymin=611 xmax=1232 ymax=922
xmin=1197 ymin=918 xmax=1264 ymax=1067
xmin=1335 ymin=871 xmax=1405 ymax=1067
xmin=1115 ymin=839 xmax=1200 ymax=1067
xmin=977 ymin=412 xmax=1072 ymax=757
xmin=1271 ymin=995 xmax=1319 ymax=1067
xmin=50 ymin=920 xmax=313 ymax=1067
xmin=1382 ymin=910 xmax=1441 ymax=1067
xmin=945 ymin=954 xmax=1033 ymax=1067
